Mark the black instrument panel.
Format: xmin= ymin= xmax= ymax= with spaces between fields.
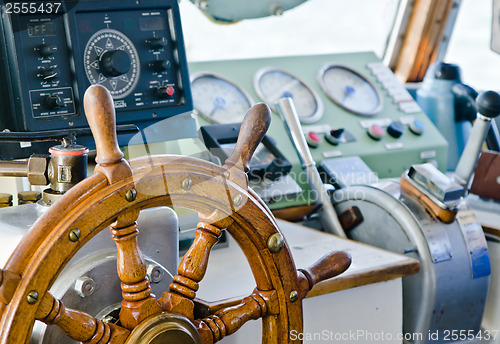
xmin=0 ymin=0 xmax=192 ymax=157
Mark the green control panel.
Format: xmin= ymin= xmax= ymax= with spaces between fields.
xmin=189 ymin=52 xmax=448 ymax=209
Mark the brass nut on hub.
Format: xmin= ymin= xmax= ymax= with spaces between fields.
xmin=27 ymin=155 xmax=49 ymax=186
xmin=75 ymin=276 xmax=96 ymax=298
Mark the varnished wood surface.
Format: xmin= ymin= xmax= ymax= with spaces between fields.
xmin=272 ymin=204 xmax=316 ymax=222
xmin=393 ymin=0 xmax=455 ymax=82
xmin=297 ymin=251 xmax=351 ymax=301
xmin=224 ymin=103 xmax=271 ymax=174
xmin=477 ymin=210 xmax=500 ymax=237
xmin=197 ymin=219 xmax=419 ymax=302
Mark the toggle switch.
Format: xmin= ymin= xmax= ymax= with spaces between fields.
xmin=325 ymin=128 xmax=344 ymax=145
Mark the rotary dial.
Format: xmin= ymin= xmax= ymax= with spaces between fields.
xmin=83 ymin=29 xmax=140 ymax=99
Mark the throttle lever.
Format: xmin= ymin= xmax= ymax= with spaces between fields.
xmin=297 ymin=251 xmax=351 ymax=301
xmin=454 ymin=90 xmax=500 ymax=189
xmin=277 ymin=97 xmax=346 ymax=237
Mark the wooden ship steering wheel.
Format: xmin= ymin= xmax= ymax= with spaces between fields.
xmin=0 ymin=85 xmax=351 ymax=344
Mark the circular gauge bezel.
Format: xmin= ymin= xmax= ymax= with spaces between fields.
xmin=190 ymin=72 xmax=255 ymax=124
xmin=317 ymin=63 xmax=383 ymax=117
xmin=83 ymin=29 xmax=141 ymax=99
xmin=253 ymin=67 xmax=324 ymax=124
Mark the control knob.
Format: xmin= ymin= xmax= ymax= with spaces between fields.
xmin=36 ymin=44 xmax=57 ymax=57
xmin=45 ymin=94 xmax=65 ymax=110
xmin=147 ymin=37 xmax=166 ymax=50
xmin=150 ymin=60 xmax=169 ymax=73
xmin=99 ymin=50 xmax=131 ymax=77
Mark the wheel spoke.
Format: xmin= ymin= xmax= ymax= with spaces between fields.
xmin=194 ymin=289 xmax=278 ymax=344
xmin=35 ymin=291 xmax=129 ymax=344
xmin=110 ymin=221 xmax=162 ymax=329
xmin=159 ymin=220 xmax=224 ymax=320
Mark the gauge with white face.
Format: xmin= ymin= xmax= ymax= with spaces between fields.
xmin=317 ymin=64 xmax=383 ymax=116
xmin=253 ymin=67 xmax=323 ymax=124
xmin=191 ymin=72 xmax=254 ymax=124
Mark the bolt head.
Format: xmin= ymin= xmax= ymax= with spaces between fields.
xmin=267 ymin=233 xmax=285 ymax=253
xmin=75 ymin=276 xmax=96 ymax=297
xmin=289 ymin=290 xmax=299 ymax=303
xmin=233 ymin=194 xmax=243 ymax=207
xmin=125 ymin=188 xmax=137 ymax=202
xmin=147 ymin=264 xmax=164 ymax=284
xmin=181 ymin=178 xmax=193 ymax=191
xmin=69 ymin=228 xmax=81 ymax=242
xmin=27 ymin=290 xmax=39 ymax=305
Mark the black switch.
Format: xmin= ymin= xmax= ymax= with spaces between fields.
xmin=150 ymin=60 xmax=169 ymax=73
xmin=325 ymin=128 xmax=344 ymax=145
xmin=147 ymin=37 xmax=166 ymax=50
xmin=36 ymin=44 xmax=57 ymax=57
xmin=45 ymin=94 xmax=65 ymax=109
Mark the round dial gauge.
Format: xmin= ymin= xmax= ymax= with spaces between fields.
xmin=317 ymin=64 xmax=383 ymax=116
xmin=253 ymin=68 xmax=323 ymax=124
xmin=191 ymin=72 xmax=254 ymax=124
xmin=83 ymin=29 xmax=140 ymax=99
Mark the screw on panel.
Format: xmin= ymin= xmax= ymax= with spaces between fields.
xmin=273 ymin=6 xmax=284 ymax=16
xmin=289 ymin=290 xmax=298 ymax=303
xmin=198 ymin=0 xmax=209 ymax=9
xmin=27 ymin=291 xmax=39 ymax=305
xmin=69 ymin=228 xmax=81 ymax=242
xmin=125 ymin=188 xmax=137 ymax=202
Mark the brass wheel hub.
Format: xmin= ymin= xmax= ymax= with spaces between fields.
xmin=124 ymin=312 xmax=201 ymax=344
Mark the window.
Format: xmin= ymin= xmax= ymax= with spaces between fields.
xmin=179 ymin=0 xmax=400 ymax=62
xmin=445 ymin=0 xmax=500 ymax=91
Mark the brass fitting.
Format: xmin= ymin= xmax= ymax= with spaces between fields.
xmin=27 ymin=155 xmax=49 ymax=186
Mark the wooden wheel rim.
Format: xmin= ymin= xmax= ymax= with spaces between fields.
xmin=0 ymin=154 xmax=303 ymax=344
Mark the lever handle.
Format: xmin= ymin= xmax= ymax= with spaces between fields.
xmin=477 ymin=90 xmax=500 ymax=119
xmin=225 ymin=103 xmax=271 ymax=172
xmin=297 ymin=250 xmax=351 ymax=300
xmin=83 ymin=84 xmax=123 ymax=166
xmin=454 ymin=90 xmax=500 ymax=187
xmin=277 ymin=97 xmax=346 ymax=237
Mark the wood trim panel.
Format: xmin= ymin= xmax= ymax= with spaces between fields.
xmin=394 ymin=0 xmax=455 ymax=82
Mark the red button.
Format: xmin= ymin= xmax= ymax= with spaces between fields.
xmin=306 ymin=131 xmax=322 ymax=148
xmin=166 ymin=86 xmax=175 ymax=96
xmin=367 ymin=124 xmax=385 ymax=140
